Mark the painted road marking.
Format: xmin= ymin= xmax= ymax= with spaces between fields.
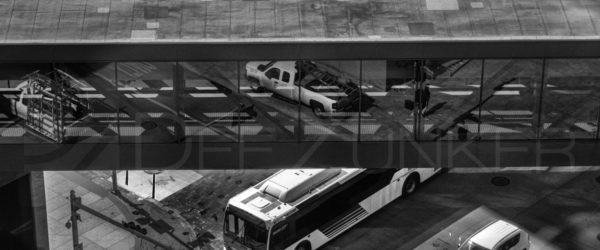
xmin=503 ymin=83 xmax=526 ymax=88
xmin=195 ymin=86 xmax=218 ymax=91
xmin=493 ymin=90 xmax=519 ymax=95
xmin=247 ymin=93 xmax=273 ymax=98
xmin=477 ymin=110 xmax=533 ymax=116
xmin=76 ymin=94 xmax=105 ymax=99
xmin=125 ymin=93 xmax=158 ymax=98
xmin=160 ymin=87 xmax=173 ymax=91
xmin=364 ymin=92 xmax=387 ymax=97
xmin=551 ymin=90 xmax=591 ymax=95
xmin=117 ymin=87 xmax=137 ymax=91
xmin=391 ymin=85 xmax=412 ymax=89
xmin=439 ymin=91 xmax=473 ymax=96
xmin=574 ymin=122 xmax=597 ymax=132
xmin=189 ymin=93 xmax=227 ymax=98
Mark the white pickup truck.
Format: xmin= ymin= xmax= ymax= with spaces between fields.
xmin=246 ymin=61 xmax=372 ymax=118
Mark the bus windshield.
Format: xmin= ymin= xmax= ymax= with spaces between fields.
xmin=224 ymin=209 xmax=268 ymax=250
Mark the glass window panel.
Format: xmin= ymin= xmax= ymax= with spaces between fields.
xmin=55 ymin=63 xmax=119 ymax=143
xmin=479 ymin=59 xmax=543 ymax=140
xmin=180 ymin=61 xmax=240 ymax=142
xmin=542 ymin=59 xmax=600 ymax=139
xmin=299 ymin=61 xmax=360 ymax=141
xmin=0 ymin=63 xmax=54 ymax=143
xmin=361 ymin=60 xmax=415 ymax=141
xmin=420 ymin=59 xmax=483 ymax=141
xmin=116 ymin=62 xmax=180 ymax=143
xmin=239 ymin=61 xmax=298 ymax=142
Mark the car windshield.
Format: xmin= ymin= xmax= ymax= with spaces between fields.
xmin=224 ymin=209 xmax=268 ymax=250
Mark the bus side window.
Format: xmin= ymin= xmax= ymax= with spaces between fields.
xmin=269 ymin=223 xmax=290 ymax=250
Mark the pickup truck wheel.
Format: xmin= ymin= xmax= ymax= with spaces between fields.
xmin=247 ymin=78 xmax=265 ymax=93
xmin=310 ymin=101 xmax=327 ymax=119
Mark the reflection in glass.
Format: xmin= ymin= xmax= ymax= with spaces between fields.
xmin=421 ymin=60 xmax=483 ymax=141
xmin=240 ymin=61 xmax=298 ymax=142
xmin=542 ymin=59 xmax=600 ymax=139
xmin=361 ymin=60 xmax=414 ymax=141
xmin=479 ymin=60 xmax=543 ymax=140
xmin=116 ymin=62 xmax=180 ymax=143
xmin=56 ymin=63 xmax=119 ymax=143
xmin=299 ymin=61 xmax=361 ymax=141
xmin=181 ymin=62 xmax=241 ymax=142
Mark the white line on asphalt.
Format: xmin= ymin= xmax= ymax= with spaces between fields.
xmin=313 ymin=86 xmax=339 ymax=90
xmin=79 ymin=87 xmax=97 ymax=91
xmin=126 ymin=93 xmax=159 ymax=98
xmin=0 ymin=88 xmax=19 ymax=91
xmin=439 ymin=91 xmax=473 ymax=96
xmin=2 ymin=94 xmax=17 ymax=99
xmin=503 ymin=84 xmax=526 ymax=88
xmin=160 ymin=87 xmax=173 ymax=91
xmin=391 ymin=85 xmax=412 ymax=89
xmin=189 ymin=93 xmax=227 ymax=98
xmin=551 ymin=90 xmax=591 ymax=95
xmin=247 ymin=93 xmax=273 ymax=98
xmin=118 ymin=87 xmax=137 ymax=91
xmin=493 ymin=90 xmax=519 ymax=95
xmin=195 ymin=86 xmax=218 ymax=90
xmin=76 ymin=94 xmax=105 ymax=99
xmin=364 ymin=92 xmax=388 ymax=97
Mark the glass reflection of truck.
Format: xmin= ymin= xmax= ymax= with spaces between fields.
xmin=245 ymin=61 xmax=373 ymax=118
xmin=223 ymin=168 xmax=440 ymax=250
xmin=458 ymin=220 xmax=530 ymax=250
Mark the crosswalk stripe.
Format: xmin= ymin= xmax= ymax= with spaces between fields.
xmin=189 ymin=93 xmax=227 ymax=98
xmin=493 ymin=90 xmax=519 ymax=96
xmin=439 ymin=91 xmax=473 ymax=96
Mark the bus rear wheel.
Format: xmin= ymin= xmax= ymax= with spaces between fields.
xmin=295 ymin=241 xmax=312 ymax=250
xmin=402 ymin=174 xmax=419 ymax=197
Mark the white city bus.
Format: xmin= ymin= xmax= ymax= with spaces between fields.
xmin=223 ymin=168 xmax=440 ymax=250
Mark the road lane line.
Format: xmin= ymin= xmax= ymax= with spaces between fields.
xmin=189 ymin=93 xmax=227 ymax=98
xmin=493 ymin=90 xmax=519 ymax=95
xmin=439 ymin=91 xmax=473 ymax=96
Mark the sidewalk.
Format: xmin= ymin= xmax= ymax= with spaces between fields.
xmin=44 ymin=171 xmax=136 ymax=250
xmin=44 ymin=171 xmax=199 ymax=250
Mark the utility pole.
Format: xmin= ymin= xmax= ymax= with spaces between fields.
xmin=111 ymin=170 xmax=120 ymax=195
xmin=69 ymin=191 xmax=83 ymax=250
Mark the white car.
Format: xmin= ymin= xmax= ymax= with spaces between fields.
xmin=458 ymin=220 xmax=530 ymax=250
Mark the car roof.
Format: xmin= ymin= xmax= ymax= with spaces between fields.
xmin=469 ymin=220 xmax=520 ymax=249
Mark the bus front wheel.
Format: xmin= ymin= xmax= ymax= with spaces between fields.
xmin=295 ymin=241 xmax=312 ymax=250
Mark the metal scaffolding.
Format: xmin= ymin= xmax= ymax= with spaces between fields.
xmin=19 ymin=69 xmax=91 ymax=143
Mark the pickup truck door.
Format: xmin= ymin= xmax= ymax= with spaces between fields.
xmin=263 ymin=67 xmax=295 ymax=100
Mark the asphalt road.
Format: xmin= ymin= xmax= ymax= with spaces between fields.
xmin=321 ymin=168 xmax=600 ymax=250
